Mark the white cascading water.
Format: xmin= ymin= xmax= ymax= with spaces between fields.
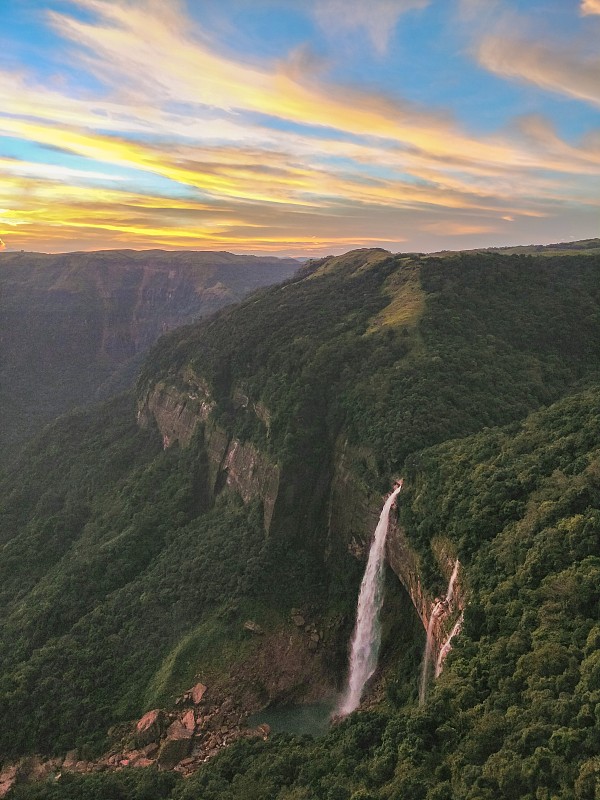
xmin=445 ymin=559 xmax=460 ymax=606
xmin=418 ymin=599 xmax=444 ymax=704
xmin=435 ymin=612 xmax=463 ymax=678
xmin=337 ymin=481 xmax=403 ymax=717
xmin=418 ymin=559 xmax=460 ymax=703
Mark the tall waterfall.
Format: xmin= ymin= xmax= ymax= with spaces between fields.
xmin=337 ymin=482 xmax=403 ymax=717
xmin=445 ymin=559 xmax=460 ymax=606
xmin=419 ymin=558 xmax=460 ymax=704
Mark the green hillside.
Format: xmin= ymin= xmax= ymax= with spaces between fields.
xmin=1 ymin=247 xmax=600 ymax=799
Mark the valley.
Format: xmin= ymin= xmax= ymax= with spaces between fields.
xmin=0 ymin=245 xmax=599 ymax=799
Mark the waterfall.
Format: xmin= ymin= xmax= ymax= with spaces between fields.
xmin=418 ymin=599 xmax=444 ymax=704
xmin=337 ymin=481 xmax=403 ymax=717
xmin=446 ymin=559 xmax=460 ymax=606
xmin=419 ymin=558 xmax=461 ymax=703
xmin=435 ymin=612 xmax=463 ymax=678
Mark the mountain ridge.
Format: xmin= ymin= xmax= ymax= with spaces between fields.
xmin=1 ymin=244 xmax=599 ymax=799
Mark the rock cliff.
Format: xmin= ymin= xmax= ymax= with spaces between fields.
xmin=327 ymin=437 xmax=466 ymax=674
xmin=139 ymin=373 xmax=467 ymax=679
xmin=137 ymin=379 xmax=280 ymax=532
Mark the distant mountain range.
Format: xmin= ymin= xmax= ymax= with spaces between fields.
xmin=0 ymin=250 xmax=298 ymax=459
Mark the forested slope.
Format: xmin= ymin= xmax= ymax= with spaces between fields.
xmin=1 ymin=248 xmax=600 ymax=799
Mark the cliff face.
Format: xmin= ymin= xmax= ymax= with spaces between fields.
xmin=140 ymin=374 xmax=466 ymax=675
xmin=327 ymin=437 xmax=466 ymax=666
xmin=0 ymin=250 xmax=298 ymax=458
xmin=137 ymin=380 xmax=280 ymax=532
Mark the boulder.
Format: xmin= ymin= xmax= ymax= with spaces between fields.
xmin=191 ymin=683 xmax=208 ymax=705
xmin=132 ymin=757 xmax=155 ymax=769
xmin=292 ymin=614 xmax=305 ymax=627
xmin=135 ymin=709 xmax=167 ymax=747
xmin=181 ymin=709 xmax=196 ymax=733
xmin=243 ymin=620 xmax=264 ymax=635
xmin=157 ymin=720 xmax=193 ymax=770
xmin=62 ymin=750 xmax=79 ymax=771
xmin=257 ymin=723 xmax=271 ymax=739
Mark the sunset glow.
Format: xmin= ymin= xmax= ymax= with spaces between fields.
xmin=1 ymin=0 xmax=598 ymax=255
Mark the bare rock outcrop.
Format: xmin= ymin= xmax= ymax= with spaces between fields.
xmin=157 ymin=720 xmax=193 ymax=770
xmin=134 ymin=709 xmax=168 ymax=747
xmin=137 ymin=381 xmax=280 ymax=531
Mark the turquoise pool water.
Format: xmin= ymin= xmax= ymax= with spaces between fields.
xmin=247 ymin=700 xmax=336 ymax=737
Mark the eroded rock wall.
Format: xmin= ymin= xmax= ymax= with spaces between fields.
xmin=137 ymin=380 xmax=279 ymax=532
xmin=328 ymin=437 xmax=466 ymax=664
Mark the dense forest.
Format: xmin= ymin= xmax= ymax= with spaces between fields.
xmin=1 ymin=247 xmax=599 ymax=799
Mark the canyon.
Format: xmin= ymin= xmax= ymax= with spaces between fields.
xmin=0 ymin=249 xmax=298 ymax=458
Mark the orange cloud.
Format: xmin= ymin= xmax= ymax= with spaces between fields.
xmin=420 ymin=221 xmax=497 ymax=236
xmin=0 ymin=0 xmax=598 ymax=254
xmin=581 ymin=0 xmax=600 ymax=14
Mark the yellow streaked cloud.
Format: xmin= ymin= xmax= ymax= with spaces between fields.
xmin=45 ymin=0 xmax=541 ymax=171
xmin=0 ymin=0 xmax=598 ymax=255
xmin=420 ymin=221 xmax=498 ymax=236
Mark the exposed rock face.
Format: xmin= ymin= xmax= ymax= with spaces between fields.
xmin=137 ymin=375 xmax=215 ymax=448
xmin=387 ymin=522 xmax=466 ymax=653
xmin=140 ymin=381 xmax=466 ymax=670
xmin=134 ymin=709 xmax=168 ymax=747
xmin=137 ymin=382 xmax=280 ymax=531
xmin=328 ymin=437 xmax=467 ymax=676
xmin=0 ymin=764 xmax=18 ymax=798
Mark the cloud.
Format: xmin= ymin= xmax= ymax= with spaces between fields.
xmin=45 ymin=0 xmax=595 ymax=172
xmin=1 ymin=0 xmax=599 ymax=254
xmin=477 ymin=34 xmax=600 ymax=108
xmin=0 ymin=237 xmax=5 ymax=250
xmin=311 ymin=0 xmax=429 ymax=54
xmin=420 ymin=221 xmax=497 ymax=236
xmin=581 ymin=0 xmax=600 ymax=14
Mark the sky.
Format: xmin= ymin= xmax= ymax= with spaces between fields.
xmin=0 ymin=0 xmax=599 ymax=256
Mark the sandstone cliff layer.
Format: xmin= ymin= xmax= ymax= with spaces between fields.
xmin=137 ymin=379 xmax=280 ymax=532
xmin=138 ymin=373 xmax=467 ymax=675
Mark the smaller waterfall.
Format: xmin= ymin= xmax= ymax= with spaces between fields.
xmin=418 ymin=559 xmax=461 ymax=703
xmin=446 ymin=559 xmax=460 ymax=606
xmin=418 ymin=599 xmax=444 ymax=704
xmin=435 ymin=612 xmax=463 ymax=678
xmin=337 ymin=481 xmax=403 ymax=717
